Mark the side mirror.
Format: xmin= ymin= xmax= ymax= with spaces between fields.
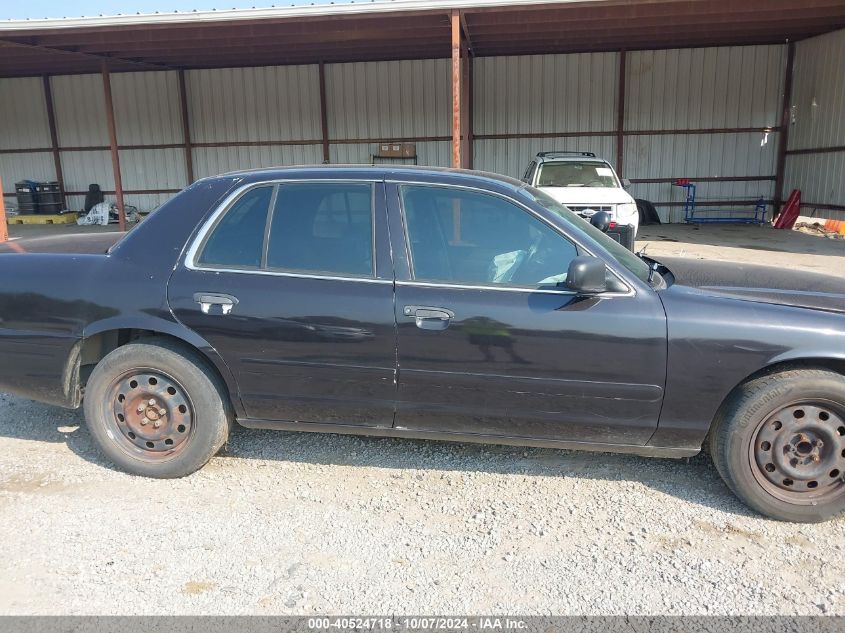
xmin=566 ymin=256 xmax=608 ymax=294
xmin=589 ymin=211 xmax=612 ymax=233
xmin=622 ymin=178 xmax=632 ymax=189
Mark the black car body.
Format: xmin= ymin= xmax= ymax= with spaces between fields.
xmin=1 ymin=167 xmax=844 ymax=521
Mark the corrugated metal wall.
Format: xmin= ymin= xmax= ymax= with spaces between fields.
xmin=50 ymin=73 xmax=114 ymax=211
xmin=0 ymin=41 xmax=813 ymax=225
xmin=624 ymin=45 xmax=785 ymax=222
xmin=325 ymin=59 xmax=451 ymax=166
xmin=784 ymin=28 xmax=845 ymax=220
xmin=473 ymin=53 xmax=618 ymax=177
xmin=0 ymin=77 xmax=53 ymax=201
xmin=187 ymin=64 xmax=323 ymax=181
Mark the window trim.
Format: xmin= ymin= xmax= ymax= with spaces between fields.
xmin=186 ymin=179 xmax=381 ymax=282
xmin=392 ymin=180 xmax=634 ymax=298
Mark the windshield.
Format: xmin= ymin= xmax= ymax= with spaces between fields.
xmin=523 ymin=186 xmax=651 ymax=283
xmin=537 ymin=161 xmax=619 ymax=188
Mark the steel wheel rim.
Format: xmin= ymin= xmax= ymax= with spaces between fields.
xmin=749 ymin=399 xmax=845 ymax=505
xmin=106 ymin=368 xmax=195 ymax=462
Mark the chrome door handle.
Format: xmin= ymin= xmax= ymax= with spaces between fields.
xmin=403 ymin=305 xmax=454 ymax=331
xmin=194 ymin=292 xmax=239 ymax=315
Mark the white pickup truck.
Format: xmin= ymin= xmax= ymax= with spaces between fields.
xmin=521 ymin=151 xmax=639 ymax=249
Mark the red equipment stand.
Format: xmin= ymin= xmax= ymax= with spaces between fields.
xmin=773 ymin=190 xmax=801 ymax=230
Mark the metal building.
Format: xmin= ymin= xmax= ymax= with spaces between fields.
xmin=0 ymin=0 xmax=844 ymax=227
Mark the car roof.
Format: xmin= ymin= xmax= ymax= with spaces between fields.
xmin=214 ymin=164 xmax=527 ymax=192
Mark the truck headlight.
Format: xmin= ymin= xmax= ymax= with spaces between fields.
xmin=616 ymin=203 xmax=638 ymax=218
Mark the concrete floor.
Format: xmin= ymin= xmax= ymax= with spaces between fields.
xmin=636 ymin=223 xmax=845 ymax=275
xmin=5 ymin=220 xmax=845 ymax=274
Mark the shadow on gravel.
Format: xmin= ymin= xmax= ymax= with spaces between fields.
xmin=0 ymin=396 xmax=757 ymax=519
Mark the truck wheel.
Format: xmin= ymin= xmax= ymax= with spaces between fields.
xmin=83 ymin=337 xmax=231 ymax=478
xmin=709 ymin=368 xmax=845 ymax=522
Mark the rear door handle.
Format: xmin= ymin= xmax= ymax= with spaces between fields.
xmin=194 ymin=292 xmax=239 ymax=315
xmin=403 ymin=305 xmax=455 ymax=331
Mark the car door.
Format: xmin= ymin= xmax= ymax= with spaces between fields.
xmin=168 ymin=178 xmax=397 ymax=426
xmin=387 ymin=181 xmax=667 ymax=445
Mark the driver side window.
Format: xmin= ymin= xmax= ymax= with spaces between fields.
xmin=400 ymin=185 xmax=579 ymax=289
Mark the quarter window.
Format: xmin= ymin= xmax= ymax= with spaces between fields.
xmin=400 ymin=185 xmax=579 ymax=288
xmin=197 ymin=185 xmax=272 ymax=268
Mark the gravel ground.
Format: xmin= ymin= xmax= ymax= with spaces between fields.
xmin=1 ymin=395 xmax=844 ymax=616
xmin=1 ymin=225 xmax=844 ymax=616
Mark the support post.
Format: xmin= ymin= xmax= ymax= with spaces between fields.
xmin=101 ymin=62 xmax=126 ymax=231
xmin=177 ymin=70 xmax=195 ymax=184
xmin=450 ymin=9 xmax=462 ymax=169
xmin=42 ymin=76 xmax=66 ymax=207
xmin=616 ymin=50 xmax=627 ymax=177
xmin=466 ymin=53 xmax=473 ymax=169
xmin=774 ymin=41 xmax=796 ymax=219
xmin=0 ymin=175 xmax=7 ymax=243
xmin=461 ymin=44 xmax=472 ymax=169
xmin=318 ymin=61 xmax=331 ymax=163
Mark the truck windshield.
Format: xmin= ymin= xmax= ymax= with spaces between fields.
xmin=522 ymin=186 xmax=651 ymax=283
xmin=537 ymin=161 xmax=619 ymax=188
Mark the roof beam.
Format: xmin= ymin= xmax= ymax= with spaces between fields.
xmin=459 ymin=10 xmax=474 ymax=54
xmin=0 ymin=38 xmax=174 ymax=71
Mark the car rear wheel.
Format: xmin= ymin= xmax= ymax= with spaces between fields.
xmin=709 ymin=368 xmax=845 ymax=522
xmin=83 ymin=338 xmax=231 ymax=478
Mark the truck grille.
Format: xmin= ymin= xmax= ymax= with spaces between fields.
xmin=568 ymin=205 xmax=613 ymax=216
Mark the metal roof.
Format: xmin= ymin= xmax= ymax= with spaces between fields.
xmin=1 ymin=0 xmax=844 ymax=77
xmin=0 ymin=0 xmax=570 ymax=27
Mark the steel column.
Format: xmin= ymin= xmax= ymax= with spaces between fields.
xmin=177 ymin=70 xmax=195 ymax=184
xmin=101 ymin=62 xmax=126 ymax=231
xmin=462 ymin=44 xmax=473 ymax=169
xmin=318 ymin=61 xmax=330 ymax=163
xmin=616 ymin=49 xmax=627 ymax=177
xmin=42 ymin=76 xmax=66 ymax=207
xmin=450 ymin=9 xmax=461 ymax=169
xmin=773 ymin=41 xmax=796 ymax=219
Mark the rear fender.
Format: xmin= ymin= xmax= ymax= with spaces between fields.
xmin=80 ymin=316 xmax=245 ymax=417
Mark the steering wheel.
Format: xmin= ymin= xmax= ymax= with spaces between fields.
xmin=585 ymin=179 xmax=605 ymax=187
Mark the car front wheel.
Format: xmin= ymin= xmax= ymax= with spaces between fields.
xmin=83 ymin=337 xmax=232 ymax=478
xmin=709 ymin=368 xmax=845 ymax=522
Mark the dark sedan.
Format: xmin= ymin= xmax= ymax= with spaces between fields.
xmin=1 ymin=166 xmax=844 ymax=522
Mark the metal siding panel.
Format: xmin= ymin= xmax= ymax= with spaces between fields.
xmin=625 ymin=45 xmax=785 ymax=131
xmin=624 ymin=131 xmax=778 ymax=222
xmin=789 ymin=29 xmax=845 ymax=151
xmin=111 ymin=71 xmax=183 ymax=146
xmin=474 ymin=136 xmax=616 ymax=179
xmin=192 ymin=144 xmax=322 ymax=180
xmin=474 ymin=53 xmax=617 ymax=135
xmin=0 ymin=153 xmax=55 ymax=199
xmin=328 ymin=141 xmax=449 ymax=167
xmin=0 ymin=77 xmax=51 ymax=149
xmin=624 ymin=132 xmax=778 ymax=180
xmin=783 ymin=29 xmax=845 ymax=213
xmin=60 ymin=150 xmax=114 ymax=193
xmin=118 ymin=149 xmax=186 ymax=191
xmin=186 ymin=65 xmax=321 ymax=144
xmin=51 ymin=74 xmax=109 ymax=147
xmin=325 ymin=59 xmax=450 ymax=140
xmin=785 ymin=153 xmax=845 ymax=208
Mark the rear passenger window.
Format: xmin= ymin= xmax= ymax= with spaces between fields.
xmin=197 ymin=186 xmax=272 ymax=268
xmin=266 ymin=183 xmax=374 ymax=277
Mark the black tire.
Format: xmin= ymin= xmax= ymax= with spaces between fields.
xmin=709 ymin=368 xmax=845 ymax=522
xmin=83 ymin=337 xmax=232 ymax=478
